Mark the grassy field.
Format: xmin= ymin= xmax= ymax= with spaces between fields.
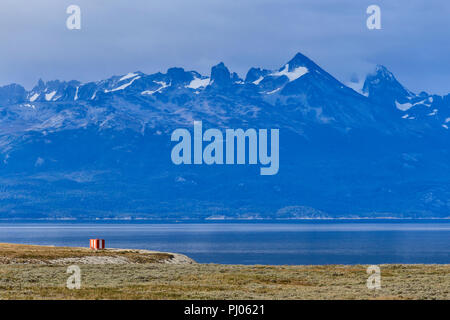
xmin=0 ymin=242 xmax=176 ymax=264
xmin=0 ymin=243 xmax=448 ymax=300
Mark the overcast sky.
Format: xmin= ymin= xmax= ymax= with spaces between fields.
xmin=0 ymin=0 xmax=449 ymax=94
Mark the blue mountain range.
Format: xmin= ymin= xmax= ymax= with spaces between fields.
xmin=0 ymin=52 xmax=449 ymax=219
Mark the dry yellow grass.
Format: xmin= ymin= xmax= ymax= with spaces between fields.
xmin=0 ymin=242 xmax=174 ymax=264
xmin=0 ymin=243 xmax=448 ymax=300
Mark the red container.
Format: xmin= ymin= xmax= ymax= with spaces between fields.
xmin=89 ymin=239 xmax=105 ymax=250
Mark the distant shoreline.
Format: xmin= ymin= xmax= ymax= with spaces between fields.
xmin=0 ymin=217 xmax=449 ymax=223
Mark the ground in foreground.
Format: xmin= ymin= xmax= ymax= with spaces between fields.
xmin=0 ymin=243 xmax=448 ymax=299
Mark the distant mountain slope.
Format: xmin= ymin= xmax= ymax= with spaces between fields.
xmin=0 ymin=52 xmax=448 ymax=219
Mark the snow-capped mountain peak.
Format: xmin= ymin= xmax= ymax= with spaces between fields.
xmin=0 ymin=52 xmax=448 ymax=133
xmin=0 ymin=52 xmax=448 ymax=219
xmin=270 ymin=64 xmax=308 ymax=82
xmin=362 ymin=65 xmax=413 ymax=101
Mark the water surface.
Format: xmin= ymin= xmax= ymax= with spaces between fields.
xmin=0 ymin=220 xmax=448 ymax=264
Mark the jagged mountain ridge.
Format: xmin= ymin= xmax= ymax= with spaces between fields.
xmin=1 ymin=53 xmax=448 ymax=136
xmin=0 ymin=52 xmax=449 ymax=219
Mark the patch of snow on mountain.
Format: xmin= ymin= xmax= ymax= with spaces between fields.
xmin=29 ymin=93 xmax=39 ymax=102
xmin=142 ymin=81 xmax=169 ymax=95
xmin=411 ymin=99 xmax=431 ymax=107
xmin=119 ymin=73 xmax=139 ymax=82
xmin=266 ymin=88 xmax=281 ymax=95
xmin=395 ymin=101 xmax=413 ymax=111
xmin=271 ymin=64 xmax=308 ymax=81
xmin=45 ymin=91 xmax=57 ymax=101
xmin=186 ymin=77 xmax=210 ymax=89
xmin=253 ymin=76 xmax=264 ymax=85
xmin=105 ymin=76 xmax=141 ymax=93
xmin=74 ymin=86 xmax=79 ymax=100
xmin=428 ymin=109 xmax=438 ymax=116
xmin=445 ymin=118 xmax=450 ymax=123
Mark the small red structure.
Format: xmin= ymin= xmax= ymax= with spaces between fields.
xmin=90 ymin=239 xmax=105 ymax=250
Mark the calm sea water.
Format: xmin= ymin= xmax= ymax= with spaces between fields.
xmin=0 ymin=220 xmax=448 ymax=265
